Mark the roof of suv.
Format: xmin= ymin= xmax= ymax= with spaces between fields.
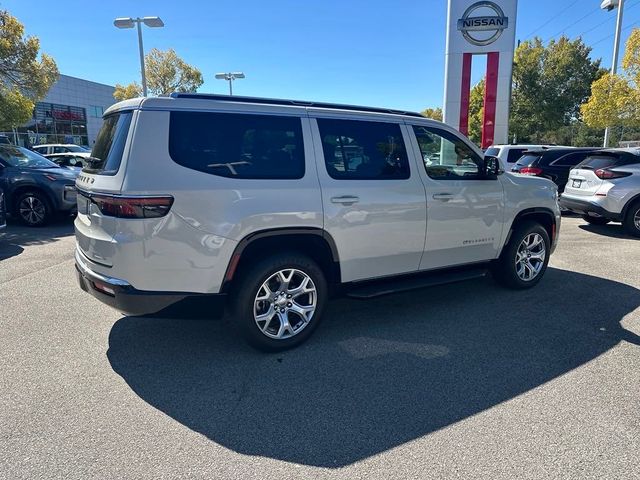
xmin=104 ymin=94 xmax=427 ymax=120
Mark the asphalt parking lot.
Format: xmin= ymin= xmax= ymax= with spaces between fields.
xmin=1 ymin=216 xmax=639 ymax=479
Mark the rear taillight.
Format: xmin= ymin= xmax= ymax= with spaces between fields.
xmin=519 ymin=167 xmax=543 ymax=175
xmin=594 ymin=168 xmax=631 ymax=180
xmin=91 ymin=195 xmax=174 ymax=219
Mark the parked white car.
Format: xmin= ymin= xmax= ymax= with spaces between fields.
xmin=33 ymin=144 xmax=91 ymax=157
xmin=74 ymin=94 xmax=561 ymax=350
xmin=485 ymin=144 xmax=564 ymax=171
xmin=560 ymin=148 xmax=640 ymax=236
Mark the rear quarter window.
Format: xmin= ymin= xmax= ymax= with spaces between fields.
xmin=84 ymin=112 xmax=133 ymax=175
xmin=169 ymin=111 xmax=305 ymax=179
xmin=484 ymin=147 xmax=500 ymax=157
xmin=506 ymin=149 xmax=526 ymax=163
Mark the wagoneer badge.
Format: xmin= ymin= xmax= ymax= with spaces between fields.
xmin=457 ymin=1 xmax=508 ymax=46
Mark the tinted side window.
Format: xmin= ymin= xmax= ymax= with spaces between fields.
xmin=169 ymin=112 xmax=304 ymax=179
xmin=506 ymin=149 xmax=526 ymax=163
xmin=317 ymin=119 xmax=409 ymax=180
xmin=413 ymin=125 xmax=483 ymax=180
xmin=484 ymin=147 xmax=500 ymax=156
xmin=551 ymin=152 xmax=587 ymax=167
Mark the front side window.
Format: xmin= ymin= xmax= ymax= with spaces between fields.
xmin=169 ymin=112 xmax=305 ymax=179
xmin=317 ymin=119 xmax=409 ymax=180
xmin=413 ymin=126 xmax=482 ymax=180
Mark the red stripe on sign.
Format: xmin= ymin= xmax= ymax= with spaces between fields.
xmin=459 ymin=53 xmax=472 ymax=136
xmin=482 ymin=52 xmax=499 ymax=149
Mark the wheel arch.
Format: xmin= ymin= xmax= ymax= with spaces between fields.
xmin=9 ymin=184 xmax=55 ymax=213
xmin=501 ymin=207 xmax=556 ymax=255
xmin=621 ymin=192 xmax=640 ymax=219
xmin=221 ymin=228 xmax=341 ymax=293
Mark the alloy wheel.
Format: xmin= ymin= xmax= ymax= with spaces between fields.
xmin=19 ymin=196 xmax=46 ymax=225
xmin=514 ymin=233 xmax=546 ymax=281
xmin=253 ymin=268 xmax=317 ymax=340
xmin=634 ymin=207 xmax=640 ymax=231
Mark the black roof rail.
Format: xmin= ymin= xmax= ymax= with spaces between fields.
xmin=169 ymin=92 xmax=426 ymax=118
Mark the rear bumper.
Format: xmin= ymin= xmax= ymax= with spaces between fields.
xmin=75 ymin=249 xmax=226 ymax=317
xmin=559 ymin=196 xmax=622 ymax=221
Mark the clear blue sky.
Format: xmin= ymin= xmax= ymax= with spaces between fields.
xmin=3 ymin=0 xmax=639 ymax=111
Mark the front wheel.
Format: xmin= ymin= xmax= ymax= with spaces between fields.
xmin=231 ymin=253 xmax=328 ymax=351
xmin=15 ymin=191 xmax=51 ymax=227
xmin=492 ymin=221 xmax=550 ymax=289
xmin=582 ymin=215 xmax=610 ymax=225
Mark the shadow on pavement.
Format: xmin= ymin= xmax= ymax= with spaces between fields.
xmin=579 ymin=223 xmax=637 ymax=240
xmin=0 ymin=218 xmax=74 ymax=260
xmin=107 ymin=268 xmax=640 ymax=468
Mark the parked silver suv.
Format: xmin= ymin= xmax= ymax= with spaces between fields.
xmin=560 ymin=148 xmax=640 ymax=237
xmin=74 ymin=94 xmax=560 ymax=350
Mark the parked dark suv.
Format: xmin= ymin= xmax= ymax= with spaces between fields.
xmin=0 ymin=145 xmax=79 ymax=226
xmin=511 ymin=147 xmax=601 ymax=192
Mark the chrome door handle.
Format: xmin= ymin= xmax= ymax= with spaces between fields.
xmin=331 ymin=195 xmax=360 ymax=205
xmin=432 ymin=193 xmax=454 ymax=201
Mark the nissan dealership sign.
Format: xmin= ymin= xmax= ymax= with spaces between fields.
xmin=457 ymin=1 xmax=509 ymax=46
xmin=443 ymin=0 xmax=518 ymax=148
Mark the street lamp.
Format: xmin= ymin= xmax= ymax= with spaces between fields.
xmin=114 ymin=16 xmax=165 ymax=97
xmin=601 ymin=0 xmax=624 ymax=147
xmin=215 ymin=72 xmax=245 ymax=95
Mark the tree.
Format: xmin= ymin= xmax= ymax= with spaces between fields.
xmin=114 ymin=48 xmax=204 ymax=101
xmin=468 ymin=78 xmax=485 ymax=145
xmin=581 ymin=28 xmax=640 ymax=138
xmin=421 ymin=107 xmax=442 ymax=121
xmin=0 ymin=10 xmax=58 ymax=130
xmin=510 ymin=36 xmax=603 ymax=143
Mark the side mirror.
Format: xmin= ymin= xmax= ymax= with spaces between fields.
xmin=483 ymin=155 xmax=503 ymax=177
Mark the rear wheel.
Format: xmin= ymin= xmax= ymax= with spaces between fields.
xmin=231 ymin=253 xmax=328 ymax=351
xmin=492 ymin=221 xmax=550 ymax=289
xmin=582 ymin=215 xmax=610 ymax=225
xmin=15 ymin=191 xmax=51 ymax=227
xmin=623 ymin=201 xmax=640 ymax=237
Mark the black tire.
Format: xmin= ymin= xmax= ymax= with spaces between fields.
xmin=14 ymin=191 xmax=51 ymax=227
xmin=492 ymin=220 xmax=551 ymax=289
xmin=230 ymin=253 xmax=328 ymax=352
xmin=581 ymin=214 xmax=610 ymax=225
xmin=623 ymin=200 xmax=640 ymax=238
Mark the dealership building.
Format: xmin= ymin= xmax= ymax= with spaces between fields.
xmin=4 ymin=74 xmax=115 ymax=148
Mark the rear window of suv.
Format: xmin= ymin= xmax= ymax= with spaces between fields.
xmin=169 ymin=111 xmax=305 ymax=179
xmin=577 ymin=154 xmax=640 ymax=170
xmin=85 ymin=112 xmax=133 ymax=175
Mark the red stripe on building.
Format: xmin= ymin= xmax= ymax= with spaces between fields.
xmin=458 ymin=53 xmax=472 ymax=136
xmin=482 ymin=52 xmax=499 ymax=149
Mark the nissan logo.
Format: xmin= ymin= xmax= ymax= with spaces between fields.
xmin=457 ymin=1 xmax=508 ymax=46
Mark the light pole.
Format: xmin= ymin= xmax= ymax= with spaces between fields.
xmin=601 ymin=0 xmax=624 ymax=147
xmin=215 ymin=72 xmax=245 ymax=95
xmin=114 ymin=16 xmax=165 ymax=97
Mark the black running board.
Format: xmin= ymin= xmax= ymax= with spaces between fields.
xmin=345 ymin=267 xmax=489 ymax=299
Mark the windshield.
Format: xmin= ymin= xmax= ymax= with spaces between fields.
xmin=516 ymin=154 xmax=542 ymax=166
xmin=0 ymin=145 xmax=59 ymax=169
xmin=86 ymin=112 xmax=132 ymax=175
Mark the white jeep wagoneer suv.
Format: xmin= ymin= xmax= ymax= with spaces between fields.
xmin=75 ymin=94 xmax=560 ymax=351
